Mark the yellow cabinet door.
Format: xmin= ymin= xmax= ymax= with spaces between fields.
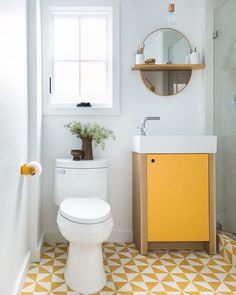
xmin=147 ymin=154 xmax=209 ymax=242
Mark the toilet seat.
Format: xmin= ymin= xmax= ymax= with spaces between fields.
xmin=59 ymin=198 xmax=111 ymax=224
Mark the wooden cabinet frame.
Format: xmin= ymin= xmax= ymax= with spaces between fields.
xmin=132 ymin=152 xmax=217 ymax=255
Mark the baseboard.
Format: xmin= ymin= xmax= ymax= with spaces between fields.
xmin=44 ymin=232 xmax=67 ymax=244
xmin=31 ymin=233 xmax=44 ymax=262
xmin=108 ymin=229 xmax=133 ymax=243
xmin=44 ymin=229 xmax=133 ymax=245
xmin=13 ymin=251 xmax=31 ymax=295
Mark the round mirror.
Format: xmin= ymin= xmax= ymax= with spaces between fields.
xmin=141 ymin=28 xmax=192 ymax=96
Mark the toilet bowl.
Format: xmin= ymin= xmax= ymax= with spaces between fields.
xmin=57 ymin=198 xmax=113 ymax=293
xmin=53 ymin=159 xmax=113 ymax=293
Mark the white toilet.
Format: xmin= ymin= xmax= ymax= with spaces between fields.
xmin=54 ymin=158 xmax=113 ymax=294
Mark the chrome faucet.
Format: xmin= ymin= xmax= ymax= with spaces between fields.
xmin=137 ymin=116 xmax=160 ymax=136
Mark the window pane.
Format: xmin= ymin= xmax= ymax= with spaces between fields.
xmin=52 ymin=62 xmax=79 ymax=103
xmin=81 ymin=18 xmax=107 ymax=60
xmin=53 ymin=17 xmax=79 ymax=60
xmin=81 ymin=62 xmax=107 ymax=102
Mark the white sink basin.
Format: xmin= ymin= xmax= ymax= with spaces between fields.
xmin=133 ymin=135 xmax=217 ymax=154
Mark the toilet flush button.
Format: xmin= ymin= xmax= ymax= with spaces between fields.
xmin=58 ymin=169 xmax=66 ymax=174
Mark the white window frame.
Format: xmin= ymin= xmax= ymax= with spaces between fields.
xmin=41 ymin=0 xmax=120 ymax=115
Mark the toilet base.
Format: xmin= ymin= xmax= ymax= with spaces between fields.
xmin=65 ymin=242 xmax=107 ymax=293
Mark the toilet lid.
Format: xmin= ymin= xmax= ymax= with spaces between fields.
xmin=59 ymin=198 xmax=111 ymax=224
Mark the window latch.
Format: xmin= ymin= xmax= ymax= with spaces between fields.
xmin=76 ymin=102 xmax=91 ymax=107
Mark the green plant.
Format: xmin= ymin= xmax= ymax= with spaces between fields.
xmin=65 ymin=121 xmax=115 ymax=150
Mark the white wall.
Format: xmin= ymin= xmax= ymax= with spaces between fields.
xmin=42 ymin=0 xmax=206 ymax=242
xmin=27 ymin=0 xmax=43 ymax=261
xmin=0 ymin=0 xmax=29 ymax=294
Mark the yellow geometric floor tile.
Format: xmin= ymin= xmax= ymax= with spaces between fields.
xmin=219 ymin=231 xmax=236 ymax=267
xmin=21 ymin=242 xmax=236 ymax=294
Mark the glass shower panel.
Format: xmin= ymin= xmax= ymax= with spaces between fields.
xmin=214 ymin=0 xmax=236 ymax=235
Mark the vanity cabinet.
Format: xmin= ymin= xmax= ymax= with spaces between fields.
xmin=132 ymin=152 xmax=216 ymax=255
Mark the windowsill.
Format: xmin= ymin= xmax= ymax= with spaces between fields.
xmin=43 ymin=105 xmax=120 ymax=116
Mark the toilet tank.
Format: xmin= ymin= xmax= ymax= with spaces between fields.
xmin=54 ymin=159 xmax=108 ymax=205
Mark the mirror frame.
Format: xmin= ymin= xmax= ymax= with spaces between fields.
xmin=143 ymin=27 xmax=192 ymax=54
xmin=140 ymin=28 xmax=193 ymax=96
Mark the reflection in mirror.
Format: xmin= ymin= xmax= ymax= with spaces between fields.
xmin=142 ymin=70 xmax=191 ymax=96
xmin=143 ymin=28 xmax=191 ymax=64
xmin=140 ymin=28 xmax=192 ymax=96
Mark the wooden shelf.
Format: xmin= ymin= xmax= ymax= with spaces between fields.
xmin=132 ymin=64 xmax=205 ymax=71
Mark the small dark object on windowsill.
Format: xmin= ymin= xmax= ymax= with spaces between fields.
xmin=76 ymin=102 xmax=92 ymax=107
xmin=71 ymin=150 xmax=85 ymax=161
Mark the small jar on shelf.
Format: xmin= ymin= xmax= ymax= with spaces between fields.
xmin=136 ymin=44 xmax=145 ymax=64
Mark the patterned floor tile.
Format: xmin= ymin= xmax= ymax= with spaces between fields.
xmin=218 ymin=231 xmax=236 ymax=266
xmin=21 ymin=242 xmax=236 ymax=294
